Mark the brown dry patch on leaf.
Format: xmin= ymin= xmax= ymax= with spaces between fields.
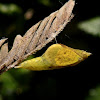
xmin=0 ymin=0 xmax=75 ymax=74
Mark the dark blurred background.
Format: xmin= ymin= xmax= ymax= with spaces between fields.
xmin=0 ymin=0 xmax=100 ymax=100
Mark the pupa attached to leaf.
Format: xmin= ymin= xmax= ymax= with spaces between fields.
xmin=15 ymin=44 xmax=91 ymax=71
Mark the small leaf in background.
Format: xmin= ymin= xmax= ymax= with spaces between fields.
xmin=0 ymin=3 xmax=22 ymax=15
xmin=24 ymin=9 xmax=34 ymax=20
xmin=0 ymin=68 xmax=32 ymax=99
xmin=78 ymin=17 xmax=100 ymax=37
xmin=37 ymin=0 xmax=52 ymax=6
xmin=85 ymin=85 xmax=100 ymax=100
xmin=0 ymin=72 xmax=18 ymax=95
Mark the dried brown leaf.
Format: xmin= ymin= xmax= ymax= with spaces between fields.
xmin=0 ymin=38 xmax=8 ymax=47
xmin=0 ymin=43 xmax=8 ymax=61
xmin=0 ymin=0 xmax=75 ymax=74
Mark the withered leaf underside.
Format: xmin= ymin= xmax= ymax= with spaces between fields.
xmin=0 ymin=0 xmax=75 ymax=74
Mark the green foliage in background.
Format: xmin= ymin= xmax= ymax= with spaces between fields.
xmin=78 ymin=17 xmax=100 ymax=37
xmin=0 ymin=3 xmax=24 ymax=39
xmin=85 ymin=85 xmax=100 ymax=100
xmin=78 ymin=16 xmax=100 ymax=100
xmin=0 ymin=69 xmax=31 ymax=100
xmin=37 ymin=0 xmax=52 ymax=6
xmin=0 ymin=3 xmax=22 ymax=15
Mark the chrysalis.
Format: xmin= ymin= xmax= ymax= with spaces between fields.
xmin=15 ymin=44 xmax=91 ymax=71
